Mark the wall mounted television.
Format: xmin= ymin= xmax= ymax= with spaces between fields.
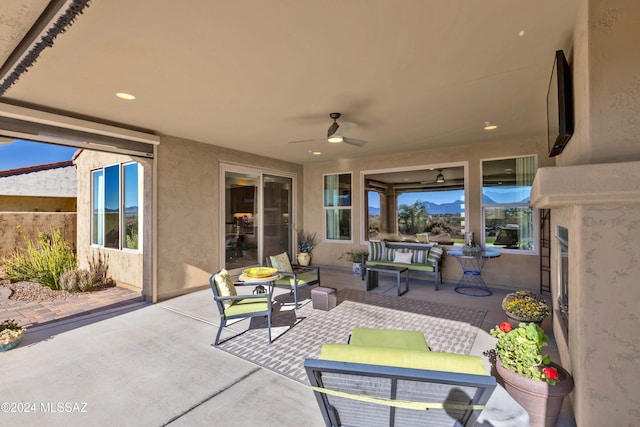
xmin=547 ymin=50 xmax=574 ymax=157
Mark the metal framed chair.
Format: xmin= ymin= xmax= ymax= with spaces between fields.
xmin=266 ymin=252 xmax=320 ymax=309
xmin=209 ymin=270 xmax=272 ymax=345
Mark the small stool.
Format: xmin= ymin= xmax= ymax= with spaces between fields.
xmin=311 ymin=287 xmax=337 ymax=311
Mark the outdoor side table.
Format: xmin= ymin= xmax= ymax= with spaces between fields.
xmin=447 ymin=250 xmax=500 ymax=297
xmin=365 ymin=265 xmax=409 ymax=296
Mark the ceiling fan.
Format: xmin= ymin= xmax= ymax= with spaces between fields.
xmin=288 ymin=113 xmax=368 ymax=147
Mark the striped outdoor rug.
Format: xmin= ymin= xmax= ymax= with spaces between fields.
xmin=216 ymin=288 xmax=486 ymax=384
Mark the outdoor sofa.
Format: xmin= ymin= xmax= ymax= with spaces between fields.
xmin=304 ymin=327 xmax=496 ymax=426
xmin=361 ymin=241 xmax=444 ymax=290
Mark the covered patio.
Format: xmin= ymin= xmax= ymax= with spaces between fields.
xmin=2 ymin=266 xmax=575 ymax=426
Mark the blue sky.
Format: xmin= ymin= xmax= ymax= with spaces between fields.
xmin=368 ymin=190 xmax=464 ymax=208
xmin=0 ymin=140 xmax=77 ymax=171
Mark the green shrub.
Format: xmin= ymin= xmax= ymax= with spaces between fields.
xmin=1 ymin=226 xmax=77 ymax=290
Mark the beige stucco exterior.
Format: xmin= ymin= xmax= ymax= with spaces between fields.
xmin=531 ymin=1 xmax=640 ymax=425
xmin=74 ymin=150 xmax=153 ymax=295
xmin=304 ymin=135 xmax=554 ymax=290
xmin=154 ymin=135 xmax=303 ymax=301
xmin=0 ymin=212 xmax=76 ymax=258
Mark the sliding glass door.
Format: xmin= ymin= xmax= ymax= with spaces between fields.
xmin=222 ymin=166 xmax=293 ymax=274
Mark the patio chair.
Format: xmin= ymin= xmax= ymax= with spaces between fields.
xmin=209 ymin=269 xmax=272 ymax=346
xmin=266 ymin=252 xmax=320 ymax=309
xmin=305 ymin=327 xmax=496 ymax=426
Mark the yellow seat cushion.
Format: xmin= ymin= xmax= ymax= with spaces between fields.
xmin=349 ymin=328 xmax=429 ymax=351
xmin=223 ymin=297 xmax=269 ymax=317
xmin=318 ymin=344 xmax=488 ymax=376
xmin=213 ymin=269 xmax=237 ymax=308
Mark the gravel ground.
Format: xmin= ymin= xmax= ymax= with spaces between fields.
xmin=0 ymin=280 xmax=76 ymax=302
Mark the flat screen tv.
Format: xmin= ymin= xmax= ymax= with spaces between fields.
xmin=547 ymin=50 xmax=574 ymax=157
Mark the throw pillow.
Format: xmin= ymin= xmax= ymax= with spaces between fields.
xmin=393 ymin=251 xmax=413 ymax=264
xmin=427 ymin=245 xmax=443 ymax=266
xmin=213 ymin=269 xmax=237 ymax=308
xmin=269 ymin=252 xmax=293 ymax=272
xmin=367 ymin=241 xmax=386 ymax=261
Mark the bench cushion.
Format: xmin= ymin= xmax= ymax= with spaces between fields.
xmin=349 ymin=327 xmax=429 ymax=351
xmin=319 ymin=343 xmax=488 ymax=376
xmin=366 ymin=260 xmax=436 ymax=272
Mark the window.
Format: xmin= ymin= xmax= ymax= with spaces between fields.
xmin=324 ymin=173 xmax=352 ymax=241
xmin=92 ymin=162 xmax=142 ymax=251
xmin=482 ymin=156 xmax=536 ymax=252
xmin=364 ymin=165 xmax=466 ymax=243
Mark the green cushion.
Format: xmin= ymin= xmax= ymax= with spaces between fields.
xmin=269 ymin=252 xmax=293 ymax=272
xmin=367 ymin=241 xmax=386 ymax=261
xmin=427 ymin=245 xmax=443 ymax=266
xmin=349 ymin=328 xmax=429 ymax=351
xmin=274 ymin=271 xmax=318 ymax=287
xmin=366 ymin=260 xmax=435 ymax=272
xmin=223 ymin=297 xmax=269 ymax=317
xmin=213 ymin=269 xmax=237 ymax=308
xmin=319 ymin=344 xmax=488 ymax=376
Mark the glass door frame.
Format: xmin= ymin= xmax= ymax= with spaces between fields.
xmin=220 ymin=163 xmax=296 ymax=275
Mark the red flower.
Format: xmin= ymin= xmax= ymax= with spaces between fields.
xmin=543 ymin=367 xmax=559 ymax=380
xmin=499 ymin=322 xmax=512 ymax=333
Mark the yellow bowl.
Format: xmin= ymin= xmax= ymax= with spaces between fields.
xmin=243 ymin=267 xmax=278 ymax=278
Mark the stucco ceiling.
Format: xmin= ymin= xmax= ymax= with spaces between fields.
xmin=0 ymin=0 xmax=579 ymax=164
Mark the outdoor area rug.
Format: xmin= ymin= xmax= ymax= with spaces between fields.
xmin=217 ymin=288 xmax=487 ymax=384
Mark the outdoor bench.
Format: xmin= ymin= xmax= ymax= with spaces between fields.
xmin=361 ymin=240 xmax=444 ymax=290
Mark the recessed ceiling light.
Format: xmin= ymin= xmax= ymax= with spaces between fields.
xmin=518 ymin=30 xmax=525 ymax=37
xmin=308 ymin=150 xmax=322 ymax=155
xmin=484 ymin=121 xmax=498 ymax=130
xmin=115 ymin=92 xmax=136 ymax=100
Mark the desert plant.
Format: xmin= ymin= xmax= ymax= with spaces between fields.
xmin=0 ymin=226 xmax=77 ymax=290
xmin=297 ymin=229 xmax=317 ymax=253
xmin=59 ymin=268 xmax=94 ymax=292
xmin=89 ymin=251 xmax=112 ymax=287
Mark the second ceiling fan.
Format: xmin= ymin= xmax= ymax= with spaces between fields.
xmin=288 ymin=113 xmax=367 ymax=147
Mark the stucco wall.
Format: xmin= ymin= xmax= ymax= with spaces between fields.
xmin=74 ymin=150 xmax=153 ymax=296
xmin=0 ymin=212 xmax=76 ymax=258
xmin=0 ymin=195 xmax=76 ymax=212
xmin=0 ymin=165 xmax=77 ymax=197
xmin=155 ymin=135 xmax=302 ymax=300
xmin=535 ymin=1 xmax=640 ymax=425
xmin=303 ymin=135 xmax=554 ymax=290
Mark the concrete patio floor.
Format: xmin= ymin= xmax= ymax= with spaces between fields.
xmin=0 ymin=267 xmax=576 ymax=426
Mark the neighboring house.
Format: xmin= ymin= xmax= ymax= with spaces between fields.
xmin=1 ymin=2 xmax=639 ymax=425
xmin=0 ymin=160 xmax=77 ymax=256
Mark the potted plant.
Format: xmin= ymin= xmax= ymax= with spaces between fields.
xmin=296 ymin=229 xmax=317 ymax=266
xmin=0 ymin=319 xmax=25 ymax=352
xmin=339 ymin=249 xmax=368 ymax=275
xmin=489 ymin=322 xmax=574 ymax=427
xmin=502 ymin=290 xmax=551 ymax=327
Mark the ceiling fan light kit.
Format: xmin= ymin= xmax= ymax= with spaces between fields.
xmin=435 ymin=169 xmax=445 ymax=183
xmin=288 ymin=112 xmax=368 ymax=147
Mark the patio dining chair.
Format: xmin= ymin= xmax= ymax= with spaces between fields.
xmin=266 ymin=252 xmax=320 ymax=309
xmin=209 ymin=269 xmax=272 ymax=346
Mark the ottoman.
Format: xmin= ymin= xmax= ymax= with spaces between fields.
xmin=311 ymin=287 xmax=337 ymax=311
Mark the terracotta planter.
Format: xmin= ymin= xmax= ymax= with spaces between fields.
xmin=297 ymin=252 xmax=311 ymax=266
xmin=497 ymin=359 xmax=574 ymax=427
xmin=505 ymin=312 xmax=543 ymax=329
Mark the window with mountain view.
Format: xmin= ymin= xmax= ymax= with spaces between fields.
xmin=364 ymin=165 xmax=466 ymax=243
xmin=481 ymin=156 xmax=536 ymax=253
xmin=91 ymin=162 xmax=141 ymax=251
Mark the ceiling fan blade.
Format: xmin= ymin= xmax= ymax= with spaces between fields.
xmin=342 ymin=137 xmax=368 ymax=147
xmin=330 ymin=121 xmax=358 ymax=137
xmin=288 ymin=138 xmax=326 ymax=144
